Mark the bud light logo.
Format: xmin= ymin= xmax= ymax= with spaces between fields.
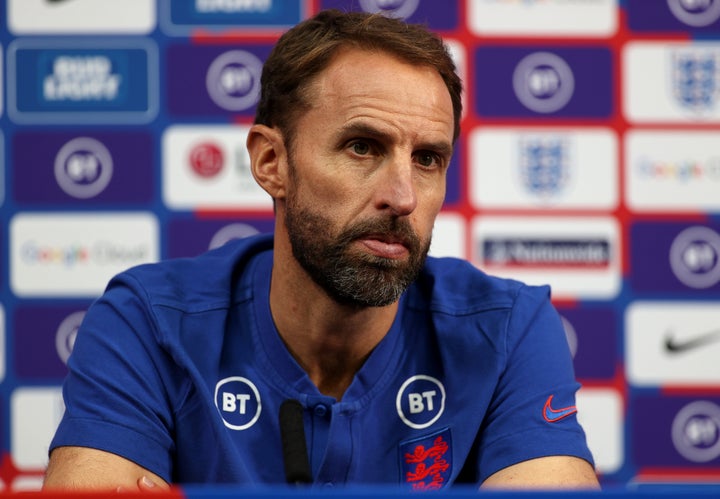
xmin=214 ymin=376 xmax=262 ymax=430
xmin=671 ymin=400 xmax=720 ymax=462
xmin=513 ymin=52 xmax=575 ymax=113
xmin=206 ymin=50 xmax=263 ymax=111
xmin=55 ymin=310 xmax=84 ymax=365
xmin=396 ymin=375 xmax=446 ymax=429
xmin=668 ymin=0 xmax=720 ymax=27
xmin=669 ymin=226 xmax=720 ymax=289
xmin=359 ymin=0 xmax=420 ymax=19
xmin=54 ymin=137 xmax=113 ymax=199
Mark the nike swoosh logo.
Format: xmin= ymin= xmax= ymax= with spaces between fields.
xmin=543 ymin=395 xmax=577 ymax=423
xmin=665 ymin=329 xmax=720 ymax=354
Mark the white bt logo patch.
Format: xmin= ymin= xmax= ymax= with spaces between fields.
xmin=214 ymin=376 xmax=261 ymax=431
xmin=396 ymin=375 xmax=446 ymax=429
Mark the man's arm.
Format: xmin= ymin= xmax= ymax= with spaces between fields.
xmin=43 ymin=446 xmax=170 ymax=491
xmin=481 ymin=455 xmax=600 ymax=490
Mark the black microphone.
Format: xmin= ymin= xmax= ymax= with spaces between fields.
xmin=279 ymin=399 xmax=312 ymax=485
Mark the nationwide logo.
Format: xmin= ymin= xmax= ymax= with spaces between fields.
xmin=665 ymin=328 xmax=720 ymax=354
xmin=358 ymin=0 xmax=420 ymax=19
xmin=518 ymin=135 xmax=570 ymax=199
xmin=671 ymin=50 xmax=720 ymax=113
xmin=482 ymin=238 xmax=610 ymax=268
xmin=671 ymin=400 xmax=720 ymax=463
xmin=206 ymin=50 xmax=263 ymax=111
xmin=669 ymin=226 xmax=720 ymax=289
xmin=667 ymin=0 xmax=720 ymax=27
xmin=54 ymin=137 xmax=113 ymax=199
xmin=513 ymin=51 xmax=575 ymax=113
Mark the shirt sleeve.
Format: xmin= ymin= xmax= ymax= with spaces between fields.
xmin=49 ymin=273 xmax=183 ymax=482
xmin=476 ymin=284 xmax=594 ymax=483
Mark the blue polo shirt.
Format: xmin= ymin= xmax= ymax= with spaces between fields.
xmin=50 ymin=233 xmax=593 ymax=489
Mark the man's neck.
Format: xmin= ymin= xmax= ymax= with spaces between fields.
xmin=269 ymin=255 xmax=398 ymax=401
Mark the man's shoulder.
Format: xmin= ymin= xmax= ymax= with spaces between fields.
xmin=412 ymin=256 xmax=546 ymax=316
xmin=114 ymin=233 xmax=274 ymax=312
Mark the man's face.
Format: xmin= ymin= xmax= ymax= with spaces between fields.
xmin=281 ymin=48 xmax=455 ymax=307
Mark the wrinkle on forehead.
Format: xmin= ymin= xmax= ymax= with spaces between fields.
xmin=305 ymin=48 xmax=454 ymax=144
xmin=307 ymin=48 xmax=454 ymax=122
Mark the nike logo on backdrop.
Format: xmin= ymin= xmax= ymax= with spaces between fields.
xmin=543 ymin=395 xmax=577 ymax=423
xmin=664 ymin=328 xmax=720 ymax=354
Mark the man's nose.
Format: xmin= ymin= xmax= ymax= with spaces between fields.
xmin=374 ymin=157 xmax=418 ymax=216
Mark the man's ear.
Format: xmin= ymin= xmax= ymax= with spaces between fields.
xmin=247 ymin=124 xmax=288 ymax=200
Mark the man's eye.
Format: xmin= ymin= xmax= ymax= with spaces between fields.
xmin=416 ymin=151 xmax=440 ymax=169
xmin=351 ymin=142 xmax=371 ymax=155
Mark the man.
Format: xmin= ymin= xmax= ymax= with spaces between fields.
xmin=44 ymin=9 xmax=599 ymax=491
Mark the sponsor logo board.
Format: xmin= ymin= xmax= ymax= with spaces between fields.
xmin=13 ymin=131 xmax=154 ymax=204
xmin=630 ymin=222 xmax=720 ymax=293
xmin=162 ymin=125 xmax=273 ymax=210
xmin=7 ymin=0 xmax=156 ymax=34
xmin=8 ymin=39 xmax=158 ymax=124
xmin=472 ymin=216 xmax=621 ymax=299
xmin=626 ymin=301 xmax=720 ymax=387
xmin=10 ymin=212 xmax=159 ymax=297
xmin=468 ymin=0 xmax=617 ymax=37
xmin=469 ymin=127 xmax=618 ymax=210
xmin=475 ymin=46 xmax=612 ymax=118
xmin=632 ymin=395 xmax=720 ymax=467
xmin=625 ymin=129 xmax=720 ymax=212
xmin=166 ymin=44 xmax=271 ymax=117
xmin=624 ymin=41 xmax=720 ymax=123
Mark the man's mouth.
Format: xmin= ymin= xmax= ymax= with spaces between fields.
xmin=357 ymin=235 xmax=410 ymax=259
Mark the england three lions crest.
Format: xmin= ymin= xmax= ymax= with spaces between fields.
xmin=518 ymin=136 xmax=570 ymax=201
xmin=399 ymin=428 xmax=452 ymax=491
xmin=671 ymin=50 xmax=720 ymax=113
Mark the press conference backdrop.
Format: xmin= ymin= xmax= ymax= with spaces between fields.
xmin=0 ymin=0 xmax=719 ymax=492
